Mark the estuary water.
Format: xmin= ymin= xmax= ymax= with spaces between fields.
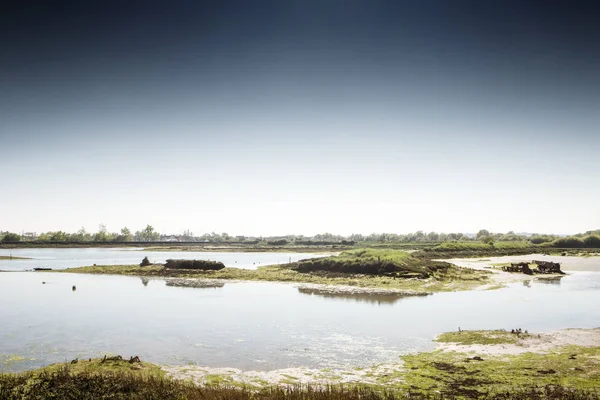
xmin=1 ymin=260 xmax=600 ymax=372
xmin=0 ymin=248 xmax=326 ymax=271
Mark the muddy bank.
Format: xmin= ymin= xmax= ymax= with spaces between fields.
xmin=162 ymin=363 xmax=403 ymax=387
xmin=164 ymin=278 xmax=226 ymax=289
xmin=161 ymin=328 xmax=600 ymax=390
xmin=294 ymin=282 xmax=430 ymax=297
xmin=444 ymin=254 xmax=600 ymax=272
xmin=436 ymin=328 xmax=600 ymax=356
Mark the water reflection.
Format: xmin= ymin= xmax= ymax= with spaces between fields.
xmin=297 ymin=288 xmax=413 ymax=305
xmin=164 ymin=278 xmax=225 ymax=289
xmin=1 ymin=271 xmax=600 ymax=372
xmin=536 ymin=276 xmax=564 ymax=285
xmin=0 ymin=248 xmax=328 ymax=271
xmin=140 ymin=277 xmax=149 ymax=287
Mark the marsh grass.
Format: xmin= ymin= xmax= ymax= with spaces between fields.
xmin=1 ymin=357 xmax=598 ymax=399
xmin=401 ymin=346 xmax=600 ymax=398
xmin=0 ymin=256 xmax=31 ymax=260
xmin=59 ymin=249 xmax=492 ymax=293
xmin=435 ymin=330 xmax=530 ymax=345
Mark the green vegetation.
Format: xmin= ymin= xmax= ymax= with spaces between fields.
xmin=0 ymin=233 xmax=21 ymax=243
xmin=2 ymin=346 xmax=600 ymax=399
xmin=0 ymin=256 xmax=30 ymax=260
xmin=551 ymin=235 xmax=600 ymax=248
xmin=0 ymin=368 xmax=397 ymax=400
xmin=400 ymin=346 xmax=600 ymax=398
xmin=433 ymin=241 xmax=530 ymax=251
xmin=59 ymin=249 xmax=492 ymax=293
xmin=418 ymin=241 xmax=537 ymax=258
xmin=435 ymin=330 xmax=531 ymax=345
xmin=291 ymin=248 xmax=424 ymax=276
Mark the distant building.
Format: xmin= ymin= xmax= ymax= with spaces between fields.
xmin=160 ymin=235 xmax=180 ymax=242
xmin=22 ymin=232 xmax=38 ymax=240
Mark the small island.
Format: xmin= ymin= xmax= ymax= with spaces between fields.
xmin=57 ymin=249 xmax=493 ymax=295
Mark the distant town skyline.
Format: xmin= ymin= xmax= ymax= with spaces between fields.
xmin=1 ymin=1 xmax=599 ymax=235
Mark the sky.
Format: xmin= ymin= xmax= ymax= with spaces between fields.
xmin=1 ymin=1 xmax=599 ymax=236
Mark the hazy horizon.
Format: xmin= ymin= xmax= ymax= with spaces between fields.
xmin=2 ymin=1 xmax=599 ymax=236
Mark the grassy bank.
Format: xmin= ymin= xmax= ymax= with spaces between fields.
xmin=417 ymin=241 xmax=600 ymax=259
xmin=58 ymin=249 xmax=492 ymax=293
xmin=0 ymin=256 xmax=31 ymax=260
xmin=3 ymin=339 xmax=599 ymax=399
xmin=401 ymin=344 xmax=600 ymax=398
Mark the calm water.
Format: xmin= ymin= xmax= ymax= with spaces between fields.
xmin=1 ymin=268 xmax=600 ymax=372
xmin=0 ymin=248 xmax=326 ymax=271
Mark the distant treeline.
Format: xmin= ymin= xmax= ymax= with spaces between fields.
xmin=1 ymin=227 xmax=599 ymax=249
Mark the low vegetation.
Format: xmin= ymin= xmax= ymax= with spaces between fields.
xmin=401 ymin=345 xmax=600 ymax=398
xmin=551 ymin=235 xmax=600 ymax=249
xmin=58 ymin=250 xmax=492 ymax=293
xmin=290 ymin=249 xmax=445 ymax=278
xmin=435 ymin=330 xmax=531 ymax=345
xmin=434 ymin=241 xmax=531 ymax=251
xmin=2 ymin=347 xmax=599 ymax=399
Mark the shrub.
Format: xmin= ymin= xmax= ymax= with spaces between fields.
xmin=530 ymin=236 xmax=553 ymax=245
xmin=290 ymin=249 xmax=447 ymax=278
xmin=480 ymin=236 xmax=495 ymax=245
xmin=140 ymin=257 xmax=151 ymax=267
xmin=551 ymin=237 xmax=585 ymax=248
xmin=583 ymin=235 xmax=600 ymax=248
xmin=267 ymin=239 xmax=288 ymax=246
xmin=1 ymin=232 xmax=21 ymax=243
xmin=164 ymin=259 xmax=225 ymax=270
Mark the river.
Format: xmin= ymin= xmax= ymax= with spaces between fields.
xmin=1 ymin=252 xmax=599 ymax=372
xmin=0 ymin=248 xmax=327 ymax=271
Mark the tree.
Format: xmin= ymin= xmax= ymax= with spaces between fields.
xmin=427 ymin=232 xmax=440 ymax=242
xmin=476 ymin=229 xmax=491 ymax=239
xmin=1 ymin=232 xmax=21 ymax=243
xmin=136 ymin=225 xmax=159 ymax=242
xmin=71 ymin=227 xmax=92 ymax=242
xmin=94 ymin=224 xmax=109 ymax=242
xmin=480 ymin=235 xmax=495 ymax=245
xmin=583 ymin=235 xmax=600 ymax=248
xmin=119 ymin=227 xmax=133 ymax=242
xmin=49 ymin=231 xmax=69 ymax=242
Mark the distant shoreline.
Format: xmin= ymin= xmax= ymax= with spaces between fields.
xmin=0 ymin=255 xmax=31 ymax=260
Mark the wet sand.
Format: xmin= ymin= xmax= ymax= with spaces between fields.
xmin=162 ymin=328 xmax=600 ymax=387
xmin=444 ymin=254 xmax=600 ymax=272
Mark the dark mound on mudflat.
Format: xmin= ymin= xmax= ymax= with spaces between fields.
xmin=291 ymin=249 xmax=452 ymax=278
xmin=164 ymin=259 xmax=225 ymax=271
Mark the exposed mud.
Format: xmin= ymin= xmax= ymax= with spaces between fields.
xmin=163 ymin=363 xmax=403 ymax=387
xmin=437 ymin=328 xmax=600 ymax=356
xmin=294 ymin=283 xmax=430 ymax=297
xmin=164 ymin=278 xmax=226 ymax=289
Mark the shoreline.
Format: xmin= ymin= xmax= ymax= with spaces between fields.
xmin=50 ymin=263 xmax=493 ymax=294
xmin=4 ymin=327 xmax=598 ymax=396
xmin=161 ymin=327 xmax=600 ymax=391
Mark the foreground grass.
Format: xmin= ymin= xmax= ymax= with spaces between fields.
xmin=2 ymin=348 xmax=599 ymax=399
xmin=59 ymin=249 xmax=492 ymax=293
xmin=400 ymin=346 xmax=600 ymax=398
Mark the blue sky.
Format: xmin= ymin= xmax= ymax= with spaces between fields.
xmin=1 ymin=1 xmax=598 ymax=235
